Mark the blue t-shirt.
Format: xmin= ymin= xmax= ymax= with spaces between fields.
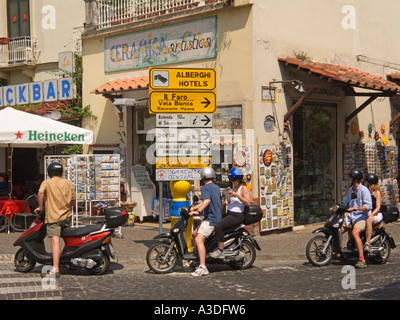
xmin=201 ymin=182 xmax=222 ymax=226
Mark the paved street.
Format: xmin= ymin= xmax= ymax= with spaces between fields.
xmin=1 ymin=221 xmax=400 ymax=303
xmin=1 ymin=250 xmax=400 ymax=301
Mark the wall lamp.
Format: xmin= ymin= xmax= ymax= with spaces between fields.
xmin=269 ymin=80 xmax=307 ymax=93
xmin=112 ymin=98 xmax=138 ymax=127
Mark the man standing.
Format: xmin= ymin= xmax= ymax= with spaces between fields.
xmin=343 ymin=168 xmax=372 ymax=268
xmin=35 ymin=162 xmax=76 ymax=277
xmin=189 ymin=167 xmax=222 ymax=276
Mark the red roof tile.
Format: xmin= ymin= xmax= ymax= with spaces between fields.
xmin=387 ymin=73 xmax=400 ymax=81
xmin=278 ymin=57 xmax=400 ymax=93
xmin=91 ymin=76 xmax=149 ymax=94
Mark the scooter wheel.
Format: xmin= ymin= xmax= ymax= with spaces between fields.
xmin=87 ymin=251 xmax=110 ymax=275
xmin=306 ymin=235 xmax=333 ymax=267
xmin=146 ymin=241 xmax=178 ymax=274
xmin=14 ymin=248 xmax=36 ymax=273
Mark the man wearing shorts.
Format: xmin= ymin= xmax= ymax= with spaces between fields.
xmin=35 ymin=162 xmax=76 ymax=278
xmin=189 ymin=167 xmax=222 ymax=276
xmin=343 ymin=169 xmax=372 ymax=268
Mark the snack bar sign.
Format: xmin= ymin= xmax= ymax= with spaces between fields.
xmin=0 ymin=78 xmax=74 ymax=107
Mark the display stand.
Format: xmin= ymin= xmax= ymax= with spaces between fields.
xmin=45 ymin=155 xmax=121 ymax=234
xmin=130 ymin=165 xmax=156 ymax=222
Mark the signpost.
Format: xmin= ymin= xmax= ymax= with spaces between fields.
xmin=150 ymin=67 xmax=216 ymax=181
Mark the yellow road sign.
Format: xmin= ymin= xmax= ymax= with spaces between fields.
xmin=149 ymin=91 xmax=216 ymax=114
xmin=156 ymin=157 xmax=212 ymax=169
xmin=150 ymin=67 xmax=216 ymax=91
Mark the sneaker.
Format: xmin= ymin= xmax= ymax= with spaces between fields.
xmin=209 ymin=249 xmax=225 ymax=259
xmin=191 ymin=266 xmax=209 ymax=277
xmin=363 ymin=243 xmax=371 ymax=253
xmin=355 ymin=259 xmax=367 ymax=269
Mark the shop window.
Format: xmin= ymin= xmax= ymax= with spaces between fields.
xmin=211 ymin=105 xmax=243 ymax=188
xmin=293 ymin=104 xmax=337 ymax=225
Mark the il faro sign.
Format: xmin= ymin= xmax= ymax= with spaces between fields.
xmin=0 ymin=77 xmax=74 ymax=107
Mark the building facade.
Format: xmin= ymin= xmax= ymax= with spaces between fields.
xmin=0 ymin=0 xmax=85 ymax=190
xmin=81 ymin=0 xmax=400 ymax=230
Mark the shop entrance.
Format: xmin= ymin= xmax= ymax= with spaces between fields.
xmin=293 ymin=103 xmax=337 ymax=225
xmin=12 ymin=148 xmax=39 ymax=199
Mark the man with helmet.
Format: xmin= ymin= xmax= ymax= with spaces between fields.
xmin=189 ymin=167 xmax=222 ymax=276
xmin=210 ymin=167 xmax=251 ymax=259
xmin=343 ymin=168 xmax=372 ymax=268
xmin=35 ymin=162 xmax=76 ymax=278
xmin=363 ymin=173 xmax=383 ymax=253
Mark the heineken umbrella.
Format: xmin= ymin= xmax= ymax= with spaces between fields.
xmin=0 ymin=107 xmax=93 ymax=197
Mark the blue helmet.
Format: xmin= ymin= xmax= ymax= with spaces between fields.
xmin=228 ymin=168 xmax=244 ymax=180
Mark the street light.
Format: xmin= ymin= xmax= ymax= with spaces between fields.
xmin=269 ymin=79 xmax=307 ymax=93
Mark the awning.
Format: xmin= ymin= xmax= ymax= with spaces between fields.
xmin=279 ymin=57 xmax=400 ymax=92
xmin=91 ymin=76 xmax=149 ymax=96
xmin=278 ymin=57 xmax=400 ymax=125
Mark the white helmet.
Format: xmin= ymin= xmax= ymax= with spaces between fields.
xmin=200 ymin=167 xmax=216 ymax=180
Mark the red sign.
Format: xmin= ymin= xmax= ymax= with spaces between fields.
xmin=12 ymin=14 xmax=17 ymax=23
xmin=22 ymin=12 xmax=28 ymax=21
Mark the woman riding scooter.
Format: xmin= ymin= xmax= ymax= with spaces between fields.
xmin=364 ymin=173 xmax=383 ymax=253
xmin=210 ymin=168 xmax=251 ymax=259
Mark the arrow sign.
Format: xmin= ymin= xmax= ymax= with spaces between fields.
xmin=149 ymin=91 xmax=216 ymax=114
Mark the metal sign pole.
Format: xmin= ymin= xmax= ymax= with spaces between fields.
xmin=158 ymin=181 xmax=163 ymax=234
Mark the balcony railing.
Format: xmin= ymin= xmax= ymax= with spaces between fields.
xmin=91 ymin=0 xmax=224 ymax=30
xmin=0 ymin=36 xmax=39 ymax=66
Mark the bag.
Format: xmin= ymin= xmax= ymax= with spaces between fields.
xmin=243 ymin=204 xmax=263 ymax=225
xmin=381 ymin=204 xmax=399 ymax=223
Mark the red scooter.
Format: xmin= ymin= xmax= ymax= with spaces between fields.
xmin=13 ymin=207 xmax=128 ymax=275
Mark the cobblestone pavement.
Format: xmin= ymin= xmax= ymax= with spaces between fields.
xmin=1 ymin=221 xmax=400 ymax=301
xmin=1 ymin=250 xmax=400 ymax=301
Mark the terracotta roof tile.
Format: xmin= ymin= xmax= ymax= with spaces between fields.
xmin=91 ymin=76 xmax=149 ymax=94
xmin=387 ymin=73 xmax=400 ymax=81
xmin=278 ymin=57 xmax=400 ymax=92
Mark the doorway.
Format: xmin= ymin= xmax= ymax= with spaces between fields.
xmin=293 ymin=103 xmax=337 ymax=225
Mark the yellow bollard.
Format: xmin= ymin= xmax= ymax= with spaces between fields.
xmin=169 ymin=180 xmax=194 ymax=252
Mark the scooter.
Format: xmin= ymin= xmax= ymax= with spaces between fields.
xmin=306 ymin=203 xmax=398 ymax=267
xmin=13 ymin=207 xmax=128 ymax=275
xmin=146 ymin=204 xmax=263 ymax=274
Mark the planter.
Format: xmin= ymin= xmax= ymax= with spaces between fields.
xmin=0 ymin=37 xmax=9 ymax=45
xmin=205 ymin=0 xmax=218 ymax=4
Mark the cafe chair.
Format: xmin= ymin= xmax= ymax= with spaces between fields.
xmin=11 ymin=195 xmax=37 ymax=232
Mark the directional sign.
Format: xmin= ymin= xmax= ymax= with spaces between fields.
xmin=156 ymin=168 xmax=203 ymax=181
xmin=156 ymin=157 xmax=212 ymax=169
xmin=156 ymin=114 xmax=212 ymax=128
xmin=149 ymin=91 xmax=216 ymax=114
xmin=156 ymin=142 xmax=211 ymax=157
xmin=150 ymin=68 xmax=216 ymax=91
xmin=155 ymin=128 xmax=211 ymax=142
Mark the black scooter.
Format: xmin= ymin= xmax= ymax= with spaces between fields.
xmin=306 ymin=203 xmax=398 ymax=266
xmin=146 ymin=205 xmax=263 ymax=274
xmin=13 ymin=207 xmax=128 ymax=275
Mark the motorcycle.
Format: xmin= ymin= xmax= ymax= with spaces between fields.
xmin=146 ymin=204 xmax=263 ymax=274
xmin=13 ymin=207 xmax=128 ymax=275
xmin=306 ymin=203 xmax=398 ymax=267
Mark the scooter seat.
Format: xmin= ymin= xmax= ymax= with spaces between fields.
xmin=61 ymin=224 xmax=104 ymax=237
